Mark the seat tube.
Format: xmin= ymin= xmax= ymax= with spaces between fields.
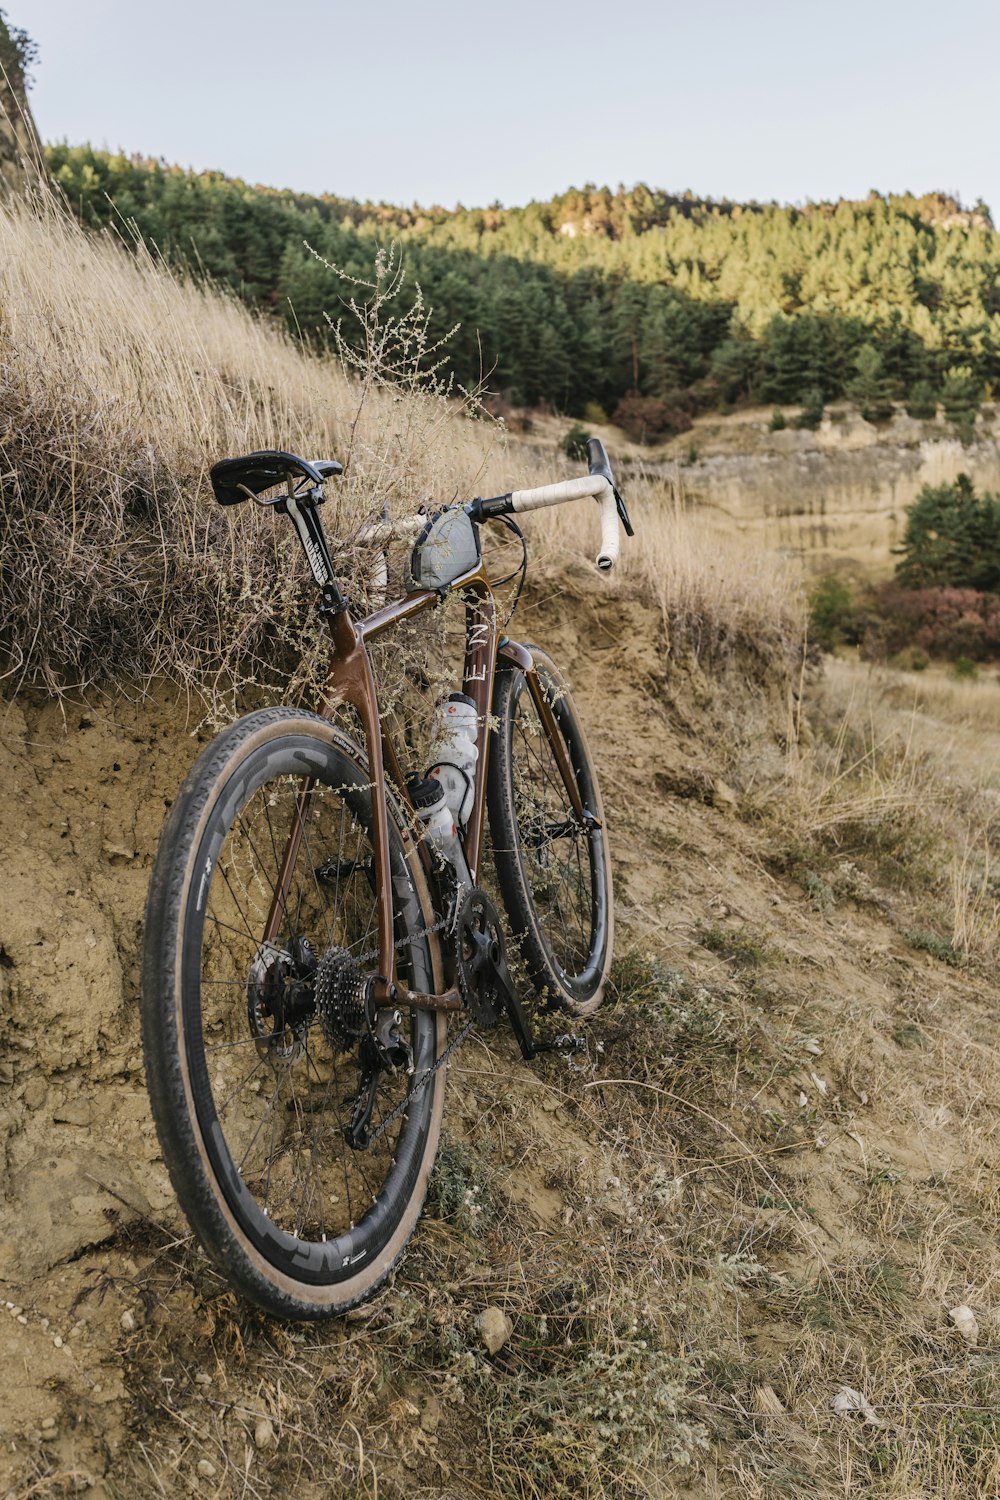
xmin=461 ymin=583 xmax=498 ymax=883
xmin=312 ymin=615 xmax=397 ymax=984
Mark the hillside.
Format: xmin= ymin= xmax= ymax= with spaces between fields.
xmin=2 ymin=191 xmax=1000 ymax=1500
xmin=4 ymin=587 xmax=1000 ymax=1500
xmin=45 ymin=147 xmax=1000 ymax=425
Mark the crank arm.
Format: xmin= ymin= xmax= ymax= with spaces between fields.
xmin=527 ymin=1032 xmax=587 ymax=1057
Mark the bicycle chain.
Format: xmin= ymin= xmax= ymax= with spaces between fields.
xmin=356 ymin=908 xmax=452 ymax=970
xmin=362 ymin=1013 xmax=477 ymax=1148
xmin=354 ymin=907 xmax=474 ymax=1150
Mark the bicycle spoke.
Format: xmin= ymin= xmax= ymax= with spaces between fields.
xmin=191 ymin=742 xmax=432 ymax=1259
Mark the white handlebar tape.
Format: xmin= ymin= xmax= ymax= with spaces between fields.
xmin=596 ymin=485 xmax=620 ymax=571
xmin=507 ymin=474 xmax=620 ymax=570
xmin=356 ymin=470 xmax=624 ymax=602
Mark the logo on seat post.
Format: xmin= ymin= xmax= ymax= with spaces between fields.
xmin=286 ymin=498 xmax=330 ymax=585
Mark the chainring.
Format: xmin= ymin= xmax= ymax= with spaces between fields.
xmin=455 ymin=889 xmax=508 ymax=1026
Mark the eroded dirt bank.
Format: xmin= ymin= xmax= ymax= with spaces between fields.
xmin=2 ymin=587 xmax=999 ymax=1499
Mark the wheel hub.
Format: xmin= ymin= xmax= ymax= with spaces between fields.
xmin=246 ymin=937 xmax=315 ymax=1060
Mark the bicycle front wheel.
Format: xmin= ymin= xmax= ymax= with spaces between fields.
xmin=487 ymin=647 xmax=613 ymax=1016
xmin=141 ymin=707 xmax=446 ymax=1319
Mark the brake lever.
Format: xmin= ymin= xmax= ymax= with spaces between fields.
xmin=613 ymin=484 xmax=634 ymax=537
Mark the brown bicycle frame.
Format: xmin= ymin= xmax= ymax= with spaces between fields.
xmin=262 ymin=555 xmax=586 ymax=1011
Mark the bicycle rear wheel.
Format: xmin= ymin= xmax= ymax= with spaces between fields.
xmin=141 ymin=707 xmax=445 ymax=1319
xmin=487 ymin=647 xmax=613 ymax=1016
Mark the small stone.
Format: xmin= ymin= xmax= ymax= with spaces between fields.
xmin=41 ymin=1417 xmax=56 ymax=1430
xmin=194 ymin=1372 xmax=212 ymax=1386
xmin=40 ymin=1318 xmax=49 ymax=1330
xmin=22 ymin=1078 xmax=46 ymax=1110
xmin=254 ymin=1416 xmax=275 ymax=1449
xmin=16 ymin=1314 xmax=28 ymax=1325
xmin=197 ymin=1459 xmax=216 ymax=1478
xmin=950 ymin=1304 xmax=979 ymax=1346
xmin=10 ymin=1305 xmax=23 ymax=1317
xmin=120 ymin=1309 xmax=136 ymax=1333
xmin=53 ymin=1335 xmax=63 ymax=1348
xmin=40 ymin=1428 xmax=59 ymax=1442
xmin=476 ymin=1305 xmax=513 ymax=1354
xmin=712 ymin=778 xmax=738 ymax=810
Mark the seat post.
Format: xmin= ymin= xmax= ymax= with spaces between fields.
xmin=282 ymin=491 xmax=347 ymax=616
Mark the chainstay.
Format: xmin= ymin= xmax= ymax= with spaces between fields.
xmin=364 ymin=1014 xmax=476 ymax=1147
xmin=354 ymin=896 xmax=478 ymax=1148
xmin=357 ymin=910 xmax=451 ymax=969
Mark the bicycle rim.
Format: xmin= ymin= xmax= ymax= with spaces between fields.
xmin=144 ymin=711 xmax=444 ymax=1313
xmin=489 ymin=653 xmax=612 ymax=1012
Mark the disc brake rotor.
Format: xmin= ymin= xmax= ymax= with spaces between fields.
xmin=246 ymin=942 xmax=305 ymax=1061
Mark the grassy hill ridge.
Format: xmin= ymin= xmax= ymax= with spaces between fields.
xmin=46 ymin=145 xmax=1000 ymax=423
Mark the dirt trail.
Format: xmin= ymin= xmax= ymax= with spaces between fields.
xmin=2 ymin=589 xmax=998 ymax=1498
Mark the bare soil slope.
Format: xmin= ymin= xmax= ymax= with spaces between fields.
xmin=2 ymin=586 xmax=1000 ymax=1499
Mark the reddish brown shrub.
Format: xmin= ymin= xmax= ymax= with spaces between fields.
xmin=612 ymin=391 xmax=693 ymax=444
xmin=865 ymin=585 xmax=1000 ymax=660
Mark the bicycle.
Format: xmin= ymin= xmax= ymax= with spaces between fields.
xmin=140 ymin=438 xmax=633 ymax=1319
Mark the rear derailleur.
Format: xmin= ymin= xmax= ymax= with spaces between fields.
xmin=247 ymin=937 xmax=412 ymax=1152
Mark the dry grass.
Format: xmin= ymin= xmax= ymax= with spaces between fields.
xmin=755 ymin=654 xmax=1000 ymax=966
xmin=880 ymin=661 xmax=1000 ymax=734
xmin=0 ymin=194 xmax=521 ymax=698
xmin=531 ymin=461 xmax=806 ymax=669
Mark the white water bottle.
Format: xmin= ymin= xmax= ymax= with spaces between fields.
xmin=426 ymin=692 xmax=479 ymax=826
xmin=408 ymin=775 xmax=472 ymax=889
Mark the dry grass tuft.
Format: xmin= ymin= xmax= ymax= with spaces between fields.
xmin=0 ymin=195 xmax=517 ymax=698
xmin=530 ymin=460 xmax=806 ymax=669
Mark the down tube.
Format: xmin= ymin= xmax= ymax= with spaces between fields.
xmin=461 ymin=581 xmax=498 ymax=884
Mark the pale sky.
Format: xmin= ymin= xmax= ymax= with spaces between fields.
xmin=18 ymin=0 xmax=1000 ymax=216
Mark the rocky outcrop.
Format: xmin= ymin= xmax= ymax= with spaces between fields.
xmin=660 ymin=409 xmax=1000 ymax=578
xmin=0 ymin=16 xmax=42 ymax=196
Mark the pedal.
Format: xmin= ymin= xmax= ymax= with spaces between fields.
xmin=531 ymin=1032 xmax=586 ymax=1057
